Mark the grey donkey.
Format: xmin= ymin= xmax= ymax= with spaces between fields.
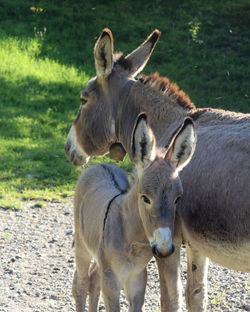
xmin=65 ymin=28 xmax=250 ymax=311
xmin=72 ymin=115 xmax=196 ymax=311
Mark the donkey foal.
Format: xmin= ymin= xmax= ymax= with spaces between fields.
xmin=72 ymin=114 xmax=196 ymax=312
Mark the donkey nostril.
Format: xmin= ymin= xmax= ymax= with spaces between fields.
xmin=70 ymin=150 xmax=76 ymax=162
xmin=169 ymin=244 xmax=175 ymax=255
xmin=151 ymin=245 xmax=157 ymax=256
xmin=64 ymin=141 xmax=71 ymax=154
xmin=171 ymin=244 xmax=175 ymax=254
xmin=152 ymin=245 xmax=163 ymax=258
xmin=151 ymin=244 xmax=175 ymax=258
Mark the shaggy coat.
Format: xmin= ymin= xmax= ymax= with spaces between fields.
xmin=65 ymin=29 xmax=250 ymax=311
xmin=72 ymin=116 xmax=196 ymax=311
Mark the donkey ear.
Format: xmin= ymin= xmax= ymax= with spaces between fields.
xmin=131 ymin=113 xmax=156 ymax=168
xmin=125 ymin=29 xmax=161 ymax=78
xmin=94 ymin=28 xmax=113 ymax=78
xmin=165 ymin=118 xmax=196 ymax=172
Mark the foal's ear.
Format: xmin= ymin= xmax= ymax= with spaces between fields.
xmin=165 ymin=118 xmax=196 ymax=172
xmin=131 ymin=113 xmax=156 ymax=168
xmin=125 ymin=29 xmax=161 ymax=78
xmin=94 ymin=28 xmax=113 ymax=78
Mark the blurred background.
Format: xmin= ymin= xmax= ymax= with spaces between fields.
xmin=0 ymin=0 xmax=249 ymax=208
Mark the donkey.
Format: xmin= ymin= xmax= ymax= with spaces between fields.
xmin=72 ymin=115 xmax=196 ymax=312
xmin=65 ymin=29 xmax=250 ymax=311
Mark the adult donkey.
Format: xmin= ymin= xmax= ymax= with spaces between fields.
xmin=73 ymin=115 xmax=196 ymax=312
xmin=65 ymin=29 xmax=250 ymax=311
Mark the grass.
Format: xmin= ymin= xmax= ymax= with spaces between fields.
xmin=0 ymin=0 xmax=249 ymax=208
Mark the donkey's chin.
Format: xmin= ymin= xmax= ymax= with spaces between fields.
xmin=65 ymin=149 xmax=89 ymax=166
xmin=152 ymin=244 xmax=175 ymax=258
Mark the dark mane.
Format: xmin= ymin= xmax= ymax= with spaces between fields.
xmin=139 ymin=73 xmax=196 ymax=110
xmin=113 ymin=52 xmax=133 ymax=71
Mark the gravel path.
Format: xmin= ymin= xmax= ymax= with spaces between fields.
xmin=0 ymin=200 xmax=249 ymax=311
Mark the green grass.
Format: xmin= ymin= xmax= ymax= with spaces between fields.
xmin=0 ymin=0 xmax=249 ymax=208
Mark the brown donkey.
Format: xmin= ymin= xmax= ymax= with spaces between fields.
xmin=73 ymin=115 xmax=196 ymax=312
xmin=65 ymin=29 xmax=250 ymax=311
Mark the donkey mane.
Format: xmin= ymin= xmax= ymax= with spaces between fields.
xmin=113 ymin=55 xmax=195 ymax=113
xmin=138 ymin=73 xmax=196 ymax=110
xmin=136 ymin=73 xmax=250 ymax=123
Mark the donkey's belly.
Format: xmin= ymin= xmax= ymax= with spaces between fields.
xmin=182 ymin=224 xmax=250 ymax=272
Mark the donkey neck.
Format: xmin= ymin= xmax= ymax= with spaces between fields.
xmin=116 ymin=79 xmax=135 ymax=140
xmin=118 ymin=77 xmax=190 ymax=159
xmin=118 ymin=74 xmax=249 ymax=157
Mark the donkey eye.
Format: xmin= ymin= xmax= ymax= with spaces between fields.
xmin=174 ymin=196 xmax=182 ymax=205
xmin=141 ymin=195 xmax=151 ymax=205
xmin=80 ymin=91 xmax=88 ymax=105
xmin=80 ymin=98 xmax=87 ymax=105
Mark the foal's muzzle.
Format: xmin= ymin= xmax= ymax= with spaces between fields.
xmin=151 ymin=244 xmax=175 ymax=258
xmin=150 ymin=227 xmax=174 ymax=258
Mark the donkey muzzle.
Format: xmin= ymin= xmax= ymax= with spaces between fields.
xmin=64 ymin=126 xmax=89 ymax=166
xmin=64 ymin=142 xmax=88 ymax=166
xmin=151 ymin=243 xmax=175 ymax=258
xmin=150 ymin=227 xmax=174 ymax=258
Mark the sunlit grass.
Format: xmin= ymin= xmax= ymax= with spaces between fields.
xmin=0 ymin=35 xmax=134 ymax=208
xmin=0 ymin=36 xmax=85 ymax=84
xmin=0 ymin=0 xmax=249 ymax=209
xmin=0 ymin=37 xmax=86 ymax=208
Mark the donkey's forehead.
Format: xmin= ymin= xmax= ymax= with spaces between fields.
xmin=85 ymin=77 xmax=97 ymax=92
xmin=148 ymin=159 xmax=173 ymax=176
xmin=141 ymin=160 xmax=179 ymax=191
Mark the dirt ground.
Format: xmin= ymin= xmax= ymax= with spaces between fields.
xmin=1 ymin=199 xmax=249 ymax=311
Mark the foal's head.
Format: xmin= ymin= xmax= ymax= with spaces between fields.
xmin=65 ymin=28 xmax=161 ymax=165
xmin=132 ymin=114 xmax=196 ymax=257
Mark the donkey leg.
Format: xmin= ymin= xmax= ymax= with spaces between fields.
xmin=88 ymin=261 xmax=100 ymax=312
xmin=185 ymin=244 xmax=208 ymax=312
xmin=100 ymin=268 xmax=120 ymax=312
xmin=156 ymin=243 xmax=182 ymax=312
xmin=72 ymin=241 xmax=91 ymax=312
xmin=124 ymin=268 xmax=147 ymax=312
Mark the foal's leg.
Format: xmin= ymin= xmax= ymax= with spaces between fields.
xmin=185 ymin=244 xmax=208 ymax=312
xmin=72 ymin=240 xmax=91 ymax=312
xmin=156 ymin=243 xmax=183 ymax=312
xmin=124 ymin=268 xmax=147 ymax=312
xmin=100 ymin=268 xmax=120 ymax=312
xmin=88 ymin=261 xmax=100 ymax=312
